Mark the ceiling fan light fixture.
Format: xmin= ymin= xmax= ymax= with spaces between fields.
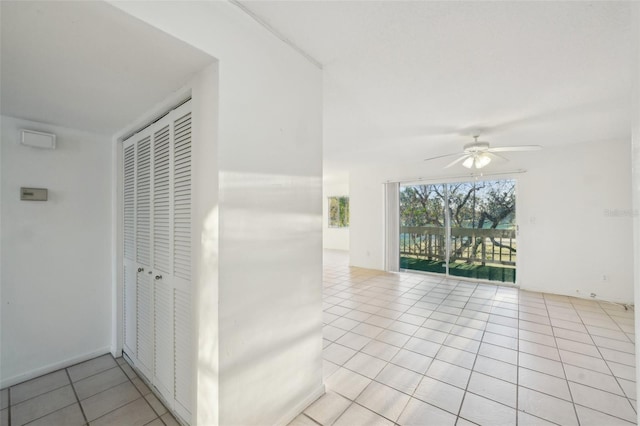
xmin=462 ymin=156 xmax=475 ymax=168
xmin=462 ymin=153 xmax=491 ymax=169
xmin=475 ymin=153 xmax=491 ymax=169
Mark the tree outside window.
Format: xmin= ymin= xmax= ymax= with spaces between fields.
xmin=328 ymin=196 xmax=349 ymax=228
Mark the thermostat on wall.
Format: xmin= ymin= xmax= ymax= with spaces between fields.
xmin=21 ymin=129 xmax=56 ymax=149
xmin=20 ymin=187 xmax=48 ymax=201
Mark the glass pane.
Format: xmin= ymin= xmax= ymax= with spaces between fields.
xmin=447 ymin=180 xmax=516 ymax=283
xmin=328 ymin=197 xmax=349 ymax=227
xmin=340 ymin=197 xmax=350 ymax=227
xmin=399 ymin=184 xmax=447 ymax=274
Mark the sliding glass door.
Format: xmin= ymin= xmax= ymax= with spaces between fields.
xmin=399 ymin=184 xmax=447 ymax=274
xmin=399 ymin=179 xmax=516 ymax=283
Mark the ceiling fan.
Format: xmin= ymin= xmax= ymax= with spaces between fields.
xmin=424 ymin=136 xmax=542 ymax=169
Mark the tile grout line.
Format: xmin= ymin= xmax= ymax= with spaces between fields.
xmin=541 ymin=294 xmax=581 ymax=425
xmin=10 ymin=379 xmax=86 ymax=426
xmin=324 ymin=273 xmax=458 ymax=424
xmin=81 ymin=355 xmax=151 ymax=424
xmin=518 ymin=301 xmax=567 ymax=425
xmin=592 ymin=299 xmax=638 ymax=411
xmin=118 ymin=354 xmax=178 ymax=424
xmin=18 ymin=402 xmax=80 ymax=426
xmin=382 ymin=274 xmax=459 ymax=424
xmin=7 ymin=373 xmax=69 ymax=407
xmin=467 ymin=286 xmax=521 ymax=421
xmin=329 ymin=273 xmax=442 ymax=425
xmin=73 ymin=364 xmax=127 ymax=386
xmin=327 ymin=277 xmax=632 ymax=400
xmin=331 ymin=276 xmax=512 ymax=416
xmin=6 ymin=357 xmax=124 ymax=426
xmin=371 ymin=279 xmax=553 ymax=419
xmin=571 ymin=301 xmax=638 ymax=419
xmin=324 ymin=274 xmax=443 ymax=369
xmin=7 ymin=355 xmax=121 ymax=408
xmin=454 ymin=280 xmax=484 ymax=425
xmin=323 ymin=268 xmax=636 ymax=426
xmin=497 ymin=364 xmax=633 ymax=415
xmin=507 ymin=308 xmax=637 ymax=397
xmin=321 ymin=273 xmax=379 ymax=426
xmin=65 ymin=368 xmax=89 ymax=425
xmin=88 ymin=395 xmax=149 ymax=425
xmin=68 ymin=354 xmax=163 ymax=426
xmin=302 ymin=412 xmax=322 ymax=425
xmin=12 ymin=390 xmax=86 ymax=426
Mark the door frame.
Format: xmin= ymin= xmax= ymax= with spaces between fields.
xmin=112 ymin=87 xmax=192 ymax=359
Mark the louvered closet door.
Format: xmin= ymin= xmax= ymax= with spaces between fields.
xmin=123 ymin=140 xmax=137 ymax=357
xmin=171 ymin=105 xmax=193 ymax=421
xmin=152 ymin=123 xmax=175 ymax=403
xmin=135 ymin=131 xmax=155 ymax=380
xmin=122 ymin=100 xmax=193 ymax=424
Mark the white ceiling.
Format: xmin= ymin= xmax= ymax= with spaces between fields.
xmin=240 ymin=1 xmax=636 ymax=174
xmin=1 ymin=1 xmax=635 ymax=173
xmin=1 ymin=1 xmax=214 ymax=135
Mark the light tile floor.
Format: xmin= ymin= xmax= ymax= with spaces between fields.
xmin=291 ymin=251 xmax=637 ymax=426
xmin=3 ymin=251 xmax=636 ymax=426
xmin=1 ymin=354 xmax=180 ymax=426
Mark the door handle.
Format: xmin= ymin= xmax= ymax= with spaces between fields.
xmin=155 ymin=275 xmax=163 ymax=281
xmin=137 ymin=267 xmax=144 ymax=273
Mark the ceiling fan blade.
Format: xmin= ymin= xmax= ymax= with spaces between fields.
xmin=444 ymin=155 xmax=470 ymax=168
xmin=423 ymin=152 xmax=462 ymax=162
xmin=486 ymin=151 xmax=510 ymax=162
xmin=487 ymin=145 xmax=542 ymax=153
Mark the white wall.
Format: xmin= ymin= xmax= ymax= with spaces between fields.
xmin=0 ymin=116 xmax=112 ymax=387
xmin=110 ymin=2 xmax=324 ymax=425
xmin=631 ymin=1 xmax=639 ymax=412
xmin=350 ymin=172 xmax=386 ymax=271
xmin=517 ymin=141 xmax=633 ymax=302
xmin=192 ymin=63 xmax=220 ymax=426
xmin=351 ymin=138 xmax=634 ymax=303
xmin=323 ymin=179 xmax=350 ymax=251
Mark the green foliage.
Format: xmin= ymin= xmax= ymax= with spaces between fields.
xmin=400 ymin=180 xmax=516 ymax=230
xmin=399 ymin=184 xmax=446 ymax=227
xmin=329 ymin=196 xmax=349 ymax=227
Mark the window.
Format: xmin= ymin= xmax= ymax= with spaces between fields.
xmin=328 ymin=196 xmax=349 ymax=228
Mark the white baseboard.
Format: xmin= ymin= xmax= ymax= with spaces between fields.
xmin=520 ymin=284 xmax=634 ymax=306
xmin=1 ymin=346 xmax=111 ymax=388
xmin=274 ymin=384 xmax=325 ymax=426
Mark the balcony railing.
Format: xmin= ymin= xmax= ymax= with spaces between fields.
xmin=400 ymin=226 xmax=516 ymax=267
